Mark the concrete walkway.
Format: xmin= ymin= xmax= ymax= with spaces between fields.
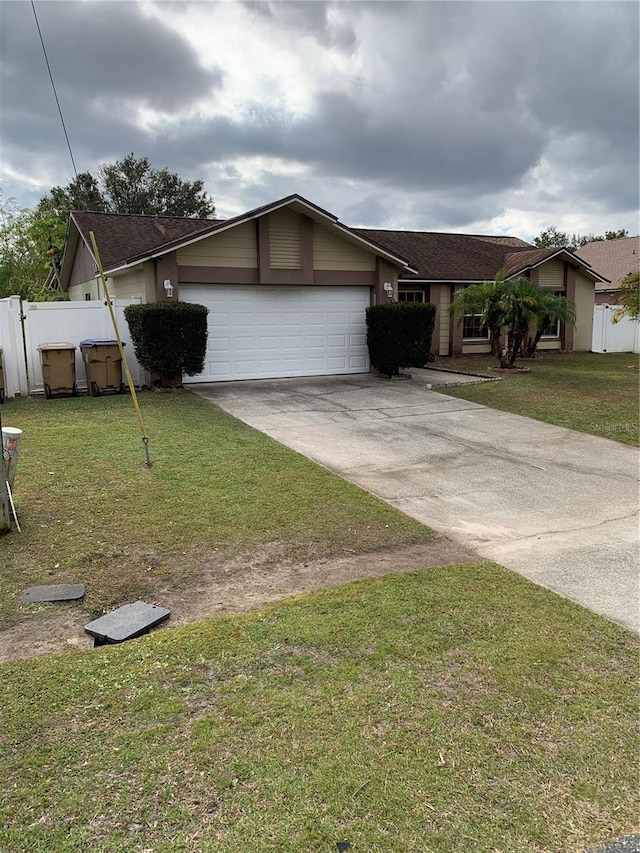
xmin=192 ymin=371 xmax=640 ymax=633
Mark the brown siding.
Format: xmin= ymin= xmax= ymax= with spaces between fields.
xmin=176 ymin=222 xmax=257 ymax=268
xmin=313 ymin=224 xmax=376 ymax=271
xmin=69 ymin=241 xmax=96 ymax=288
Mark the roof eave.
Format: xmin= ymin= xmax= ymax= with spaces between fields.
xmin=58 ymin=216 xmax=82 ymax=292
xmin=113 ymin=194 xmax=414 ymax=272
xmin=505 ymin=248 xmax=610 ymax=284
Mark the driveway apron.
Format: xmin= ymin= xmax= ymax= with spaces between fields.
xmin=192 ymin=373 xmax=640 ymax=633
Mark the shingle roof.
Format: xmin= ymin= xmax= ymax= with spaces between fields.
xmin=67 ymin=203 xmax=611 ymax=286
xmin=69 ymin=194 xmax=412 ymax=274
xmin=502 ymin=247 xmax=564 ymax=278
xmin=575 ymin=237 xmax=639 ymax=291
xmin=71 ymin=211 xmax=220 ymax=270
xmin=354 ymin=229 xmax=534 ymax=281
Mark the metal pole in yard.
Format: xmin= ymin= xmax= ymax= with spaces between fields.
xmin=0 ymin=406 xmax=14 ymax=532
xmin=88 ymin=231 xmax=152 ymax=468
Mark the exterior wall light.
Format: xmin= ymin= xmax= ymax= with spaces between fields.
xmin=383 ymin=281 xmax=394 ymax=297
xmin=163 ymin=279 xmax=174 ymax=298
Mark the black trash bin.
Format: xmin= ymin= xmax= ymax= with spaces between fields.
xmin=79 ymin=339 xmax=125 ymax=396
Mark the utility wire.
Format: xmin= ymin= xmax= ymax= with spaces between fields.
xmin=30 ymin=0 xmax=78 ymax=178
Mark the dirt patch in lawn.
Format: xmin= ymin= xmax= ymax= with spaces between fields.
xmin=0 ymin=538 xmax=478 ymax=663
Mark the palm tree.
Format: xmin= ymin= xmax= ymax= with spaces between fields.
xmin=522 ymin=289 xmax=576 ymax=357
xmin=451 ymin=274 xmax=576 ymax=368
xmin=450 ymin=271 xmax=509 ymax=367
xmin=496 ymin=278 xmax=541 ymax=367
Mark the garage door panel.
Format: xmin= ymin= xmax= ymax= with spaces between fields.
xmin=305 ymin=335 xmax=325 ymax=348
xmin=328 ymin=334 xmax=347 ymax=348
xmin=181 ymin=285 xmax=370 ymax=382
xmin=349 ymin=355 xmax=368 ymax=369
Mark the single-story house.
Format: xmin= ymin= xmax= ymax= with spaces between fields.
xmin=59 ymin=194 xmax=607 ymax=382
xmin=575 ymin=236 xmax=639 ymax=305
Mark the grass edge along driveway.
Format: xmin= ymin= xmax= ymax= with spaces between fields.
xmin=432 ymin=352 xmax=639 ymax=446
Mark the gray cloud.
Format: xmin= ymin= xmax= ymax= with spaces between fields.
xmin=0 ymin=1 xmax=637 ymax=233
xmin=0 ymin=0 xmax=223 ymax=184
xmin=241 ymin=0 xmax=357 ymax=51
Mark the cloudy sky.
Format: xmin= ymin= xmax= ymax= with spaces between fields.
xmin=1 ymin=0 xmax=638 ymax=240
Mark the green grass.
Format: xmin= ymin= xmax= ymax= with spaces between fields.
xmin=1 ymin=565 xmax=638 ymax=852
xmin=0 ymin=391 xmax=433 ymax=627
xmin=433 ymin=352 xmax=639 ymax=445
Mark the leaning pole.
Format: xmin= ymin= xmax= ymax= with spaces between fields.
xmin=0 ymin=466 xmax=10 ymax=532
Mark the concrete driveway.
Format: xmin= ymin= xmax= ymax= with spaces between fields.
xmin=193 ymin=371 xmax=640 ymax=633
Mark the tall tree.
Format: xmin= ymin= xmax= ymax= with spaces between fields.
xmin=99 ymin=154 xmax=215 ymax=217
xmin=23 ymin=155 xmax=216 ymax=297
xmin=533 ymin=226 xmax=630 ymax=250
xmin=533 ymin=226 xmax=571 ymax=249
xmin=0 ymin=195 xmax=61 ymax=300
xmin=37 ymin=172 xmax=106 ymax=223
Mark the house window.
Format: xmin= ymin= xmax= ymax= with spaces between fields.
xmin=398 ymin=290 xmax=425 ymax=303
xmin=462 ymin=314 xmax=489 ymax=340
xmin=540 ymin=317 xmax=560 ymax=338
xmin=540 ymin=291 xmax=564 ymax=338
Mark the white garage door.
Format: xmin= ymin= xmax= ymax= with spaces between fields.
xmin=180 ymin=285 xmax=370 ymax=383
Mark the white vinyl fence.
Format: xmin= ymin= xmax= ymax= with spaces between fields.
xmin=591 ymin=304 xmax=640 ymax=354
xmin=0 ymin=297 xmax=144 ymax=398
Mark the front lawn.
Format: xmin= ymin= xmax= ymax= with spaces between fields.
xmin=1 ymin=565 xmax=638 ymax=852
xmin=431 ymin=352 xmax=639 ymax=445
xmin=0 ymin=392 xmax=434 ymax=628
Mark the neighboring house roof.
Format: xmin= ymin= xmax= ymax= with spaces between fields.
xmin=575 ymin=236 xmax=640 ymax=292
xmin=64 ymin=194 xmax=414 ymax=283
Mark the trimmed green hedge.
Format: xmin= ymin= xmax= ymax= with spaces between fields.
xmin=366 ymin=302 xmax=436 ymax=376
xmin=124 ymin=302 xmax=208 ymax=385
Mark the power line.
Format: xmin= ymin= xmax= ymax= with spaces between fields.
xmin=30 ymin=0 xmax=78 ymax=178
